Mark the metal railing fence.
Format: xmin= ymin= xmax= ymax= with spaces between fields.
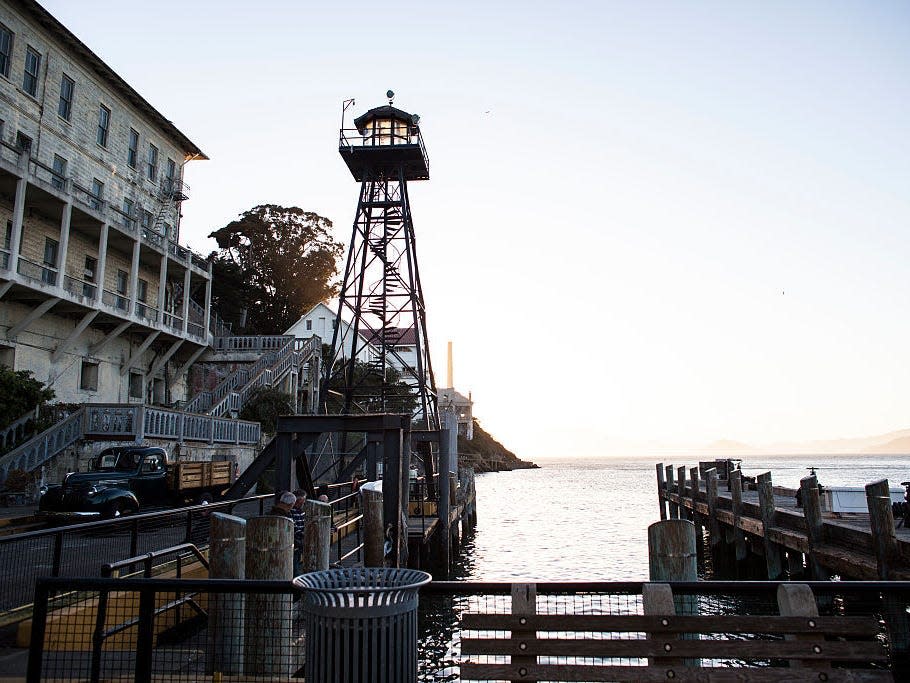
xmin=22 ymin=578 xmax=910 ymax=682
xmin=0 ymin=494 xmax=271 ymax=621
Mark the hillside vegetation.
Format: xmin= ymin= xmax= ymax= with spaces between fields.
xmin=458 ymin=419 xmax=538 ymax=473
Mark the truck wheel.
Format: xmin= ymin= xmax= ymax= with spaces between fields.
xmin=105 ymin=501 xmax=131 ymax=519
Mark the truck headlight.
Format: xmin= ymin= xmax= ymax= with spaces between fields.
xmin=39 ymin=485 xmax=48 ymax=497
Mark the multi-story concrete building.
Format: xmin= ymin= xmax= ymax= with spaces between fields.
xmin=0 ymin=0 xmax=211 ymax=405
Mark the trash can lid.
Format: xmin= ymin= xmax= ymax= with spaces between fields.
xmin=293 ymin=567 xmax=431 ymax=594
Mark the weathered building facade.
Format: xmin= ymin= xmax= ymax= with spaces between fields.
xmin=0 ymin=0 xmax=211 ymax=405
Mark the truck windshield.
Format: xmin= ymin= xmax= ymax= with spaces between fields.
xmin=95 ymin=452 xmax=140 ymax=471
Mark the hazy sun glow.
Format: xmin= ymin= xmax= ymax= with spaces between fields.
xmin=44 ymin=0 xmax=910 ymax=458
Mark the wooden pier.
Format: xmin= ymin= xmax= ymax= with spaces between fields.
xmin=656 ymin=460 xmax=910 ymax=581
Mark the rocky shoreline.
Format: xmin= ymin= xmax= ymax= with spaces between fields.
xmin=457 ymin=419 xmax=538 ymax=473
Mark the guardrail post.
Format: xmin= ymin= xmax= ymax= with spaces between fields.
xmin=26 ymin=580 xmax=50 ymax=683
xmin=134 ymin=585 xmax=154 ymax=683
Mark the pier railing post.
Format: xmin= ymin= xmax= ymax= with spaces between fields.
xmin=656 ymin=463 xmax=667 ymax=520
xmin=777 ymin=584 xmax=827 ymax=671
xmin=705 ymin=468 xmax=720 ymax=547
xmin=511 ymin=583 xmax=537 ymax=683
xmin=729 ymin=469 xmax=747 ymax=561
xmin=676 ymin=466 xmax=688 ymax=521
xmin=666 ymin=465 xmax=678 ymax=519
xmin=757 ymin=472 xmax=783 ymax=579
xmin=799 ymin=475 xmax=829 ymax=580
xmin=866 ymin=479 xmax=898 ymax=580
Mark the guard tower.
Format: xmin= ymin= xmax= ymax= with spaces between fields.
xmin=327 ymin=93 xmax=438 ymax=433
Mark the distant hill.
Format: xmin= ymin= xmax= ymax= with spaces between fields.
xmin=701 ymin=439 xmax=758 ymax=456
xmin=862 ymin=435 xmax=910 ymax=455
xmin=458 ymin=419 xmax=538 ymax=473
xmin=767 ymin=428 xmax=910 ymax=455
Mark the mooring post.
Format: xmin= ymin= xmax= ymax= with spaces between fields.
xmin=244 ymin=516 xmax=293 ymax=676
xmin=689 ymin=466 xmax=700 ymax=514
xmin=361 ymin=485 xmax=384 ymax=567
xmin=757 ymin=472 xmax=783 ymax=579
xmin=799 ymin=475 xmax=829 ymax=580
xmin=208 ymin=512 xmax=246 ymax=675
xmin=665 ymin=465 xmax=678 ymax=519
xmin=302 ymin=499 xmax=332 ymax=572
xmin=676 ymin=465 xmax=688 ymax=520
xmin=656 ymin=463 xmax=667 ymax=520
xmin=729 ymin=469 xmax=747 ymax=561
xmin=865 ymin=479 xmax=910 ymax=670
xmin=777 ymin=584 xmax=826 ymax=671
xmin=705 ymin=468 xmax=721 ymax=547
xmin=437 ymin=420 xmax=453 ymax=575
xmin=510 ymin=583 xmax=537 ymax=683
xmin=689 ymin=465 xmax=704 ymax=563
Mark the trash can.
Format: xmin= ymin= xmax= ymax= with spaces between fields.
xmin=294 ymin=567 xmax=432 ymax=683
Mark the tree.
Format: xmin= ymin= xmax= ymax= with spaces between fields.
xmin=0 ymin=367 xmax=55 ymax=430
xmin=239 ymin=386 xmax=295 ymax=435
xmin=209 ymin=205 xmax=343 ymax=334
xmin=324 ymin=359 xmax=418 ymax=416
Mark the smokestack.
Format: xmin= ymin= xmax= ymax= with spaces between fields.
xmin=446 ymin=340 xmax=453 ymax=389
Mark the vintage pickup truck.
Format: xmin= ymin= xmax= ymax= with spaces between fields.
xmin=38 ymin=445 xmax=233 ymax=519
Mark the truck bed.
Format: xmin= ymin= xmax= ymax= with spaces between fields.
xmin=169 ymin=461 xmax=233 ymax=491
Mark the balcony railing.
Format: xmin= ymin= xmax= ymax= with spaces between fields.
xmin=17 ymin=256 xmax=57 ymax=286
xmin=101 ymin=288 xmax=130 ymax=312
xmin=63 ymin=274 xmax=97 ymax=300
xmin=187 ymin=322 xmax=204 ymax=338
xmin=135 ymin=302 xmax=159 ymax=323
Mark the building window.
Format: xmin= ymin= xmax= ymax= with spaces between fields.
xmin=90 ymin=178 xmax=104 ymax=210
xmin=52 ymin=155 xmax=67 ymax=190
xmin=42 ymin=237 xmax=58 ymax=284
xmin=129 ymin=372 xmax=143 ymax=399
xmin=15 ymin=131 xmax=31 ymax=153
xmin=83 ymin=255 xmax=97 ymax=297
xmin=0 ymin=24 xmax=12 ymax=78
xmin=128 ymin=128 xmax=139 ymax=168
xmin=141 ymin=209 xmax=153 ymax=230
xmin=97 ymin=105 xmax=111 ymax=147
xmin=4 ymin=220 xmax=11 ymax=250
xmin=80 ymin=360 xmax=99 ymax=391
xmin=121 ymin=198 xmax=133 ymax=227
xmin=22 ymin=46 xmax=39 ymax=97
xmin=137 ymin=278 xmax=148 ymax=303
xmin=0 ymin=344 xmax=14 ymax=369
xmin=115 ymin=269 xmax=128 ymax=310
xmin=306 ymin=319 xmax=312 ymax=331
xmin=146 ymin=144 xmax=158 ymax=181
xmin=58 ymin=74 xmax=74 ymax=121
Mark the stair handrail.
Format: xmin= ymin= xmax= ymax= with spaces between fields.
xmin=0 ymin=408 xmax=85 ymax=484
xmin=0 ymin=406 xmax=39 ymax=453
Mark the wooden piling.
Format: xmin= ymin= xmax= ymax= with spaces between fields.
xmin=866 ymin=479 xmax=899 ymax=580
xmin=656 ymin=463 xmax=667 ymax=520
xmin=705 ymin=468 xmax=720 ymax=547
xmin=302 ymin=499 xmax=332 ymax=573
xmin=244 ymin=516 xmax=293 ymax=676
xmin=666 ymin=465 xmax=678 ymax=519
xmin=799 ymin=475 xmax=829 ymax=580
xmin=676 ymin=466 xmax=688 ymax=521
xmin=729 ymin=469 xmax=747 ymax=561
xmin=757 ymin=472 xmax=783 ymax=579
xmin=208 ymin=513 xmax=246 ymax=675
xmin=648 ymin=519 xmax=697 ymax=582
xmin=361 ymin=486 xmax=384 ymax=567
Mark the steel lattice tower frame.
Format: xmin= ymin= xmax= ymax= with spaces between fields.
xmin=325 ymin=97 xmax=438 ymax=432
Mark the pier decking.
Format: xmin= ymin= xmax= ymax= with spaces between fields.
xmin=656 ymin=461 xmax=910 ymax=580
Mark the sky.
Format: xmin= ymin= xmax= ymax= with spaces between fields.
xmin=42 ymin=1 xmax=910 ymax=458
